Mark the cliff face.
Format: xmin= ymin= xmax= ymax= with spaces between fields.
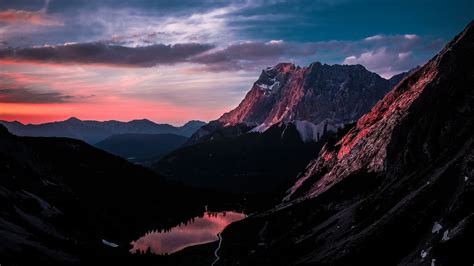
xmin=286 ymin=21 xmax=474 ymax=201
xmin=214 ymin=21 xmax=474 ymax=266
xmin=189 ymin=62 xmax=404 ymax=144
xmin=154 ymin=62 xmax=401 ymax=194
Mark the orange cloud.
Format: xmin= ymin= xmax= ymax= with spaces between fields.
xmin=0 ymin=9 xmax=63 ymax=26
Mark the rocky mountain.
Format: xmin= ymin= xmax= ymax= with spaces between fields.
xmin=95 ymin=133 xmax=188 ymax=164
xmin=0 ymin=118 xmax=205 ymax=144
xmin=189 ymin=62 xmax=405 ymax=144
xmin=212 ymin=21 xmax=474 ymax=265
xmin=0 ymin=125 xmax=218 ymax=265
xmin=154 ymin=61 xmax=405 ymax=196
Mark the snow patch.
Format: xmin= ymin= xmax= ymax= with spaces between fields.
xmin=256 ymin=78 xmax=279 ymax=93
xmin=269 ymin=81 xmax=280 ymax=91
xmin=250 ymin=123 xmax=270 ymax=133
xmin=293 ymin=120 xmax=342 ymax=142
xmin=421 ymin=249 xmax=428 ymax=258
xmin=441 ymin=230 xmax=450 ymax=241
xmin=432 ymin=221 xmax=443 ymax=234
xmin=256 ymin=83 xmax=270 ymax=90
xmin=102 ymin=239 xmax=119 ymax=248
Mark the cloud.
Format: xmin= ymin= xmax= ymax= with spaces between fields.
xmin=0 ymin=9 xmax=63 ymax=26
xmin=78 ymin=4 xmax=242 ymax=47
xmin=185 ymin=33 xmax=444 ymax=76
xmin=343 ymin=48 xmax=416 ymax=78
xmin=73 ymin=2 xmax=289 ymax=47
xmin=0 ymin=42 xmax=214 ymax=67
xmin=364 ymin=35 xmax=384 ymax=41
xmin=0 ymin=0 xmax=62 ymax=26
xmin=341 ymin=34 xmax=444 ymax=77
xmin=190 ymin=40 xmax=319 ymax=71
xmin=404 ymin=34 xmax=419 ymax=40
xmin=0 ymin=87 xmax=73 ymax=103
xmin=0 ymin=32 xmax=444 ymax=77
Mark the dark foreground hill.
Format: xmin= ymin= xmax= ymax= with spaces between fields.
xmin=0 ymin=125 xmax=220 ymax=265
xmin=95 ymin=133 xmax=188 ymax=164
xmin=0 ymin=118 xmax=205 ymax=144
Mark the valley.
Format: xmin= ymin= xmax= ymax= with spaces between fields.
xmin=0 ymin=2 xmax=472 ymax=265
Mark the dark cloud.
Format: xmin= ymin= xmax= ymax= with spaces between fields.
xmin=190 ymin=40 xmax=319 ymax=71
xmin=193 ymin=41 xmax=315 ymax=62
xmin=187 ymin=35 xmax=445 ymax=76
xmin=0 ymin=42 xmax=214 ymax=67
xmin=0 ymin=87 xmax=74 ymax=103
xmin=0 ymin=34 xmax=445 ymax=77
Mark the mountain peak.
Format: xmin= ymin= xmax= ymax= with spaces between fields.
xmin=198 ymin=62 xmax=403 ymax=143
xmin=65 ymin=117 xmax=81 ymax=122
xmin=272 ymin=62 xmax=296 ymax=72
xmin=129 ymin=118 xmax=155 ymax=124
xmin=181 ymin=120 xmax=206 ymax=127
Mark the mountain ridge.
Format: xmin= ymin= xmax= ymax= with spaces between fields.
xmin=286 ymin=20 xmax=474 ymax=201
xmin=0 ymin=118 xmax=205 ymax=144
xmin=189 ymin=62 xmax=406 ymax=144
xmin=154 ymin=61 xmax=407 ymax=196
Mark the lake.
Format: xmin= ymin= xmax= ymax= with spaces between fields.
xmin=130 ymin=211 xmax=246 ymax=255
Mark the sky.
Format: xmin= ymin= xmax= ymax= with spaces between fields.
xmin=0 ymin=0 xmax=472 ymax=125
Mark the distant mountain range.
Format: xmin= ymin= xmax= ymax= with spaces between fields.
xmin=0 ymin=118 xmax=205 ymax=144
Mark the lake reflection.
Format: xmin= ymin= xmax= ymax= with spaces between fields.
xmin=131 ymin=211 xmax=246 ymax=254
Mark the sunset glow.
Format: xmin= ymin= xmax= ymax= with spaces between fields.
xmin=1 ymin=0 xmax=472 ymax=124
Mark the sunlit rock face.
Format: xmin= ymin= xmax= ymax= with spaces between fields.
xmin=189 ymin=62 xmax=405 ymax=144
xmin=286 ymin=21 xmax=474 ymax=201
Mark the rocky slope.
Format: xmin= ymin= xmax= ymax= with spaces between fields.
xmin=155 ymin=62 xmax=405 ymax=197
xmin=285 ymin=21 xmax=472 ymax=201
xmin=0 ymin=126 xmax=214 ymax=265
xmin=0 ymin=118 xmax=204 ymax=144
xmin=212 ymin=21 xmax=474 ymax=265
xmin=189 ymin=62 xmax=405 ymax=144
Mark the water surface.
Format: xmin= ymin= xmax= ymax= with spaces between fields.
xmin=131 ymin=211 xmax=245 ymax=254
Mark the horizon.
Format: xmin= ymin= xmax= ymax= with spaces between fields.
xmin=1 ymin=2 xmax=474 ymax=264
xmin=0 ymin=115 xmax=205 ymax=127
xmin=2 ymin=60 xmax=404 ymax=126
xmin=1 ymin=0 xmax=473 ymax=124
